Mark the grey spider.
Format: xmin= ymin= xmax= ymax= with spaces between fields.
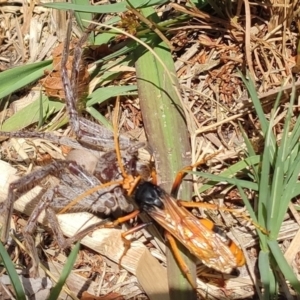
xmin=0 ymin=14 xmax=148 ymax=277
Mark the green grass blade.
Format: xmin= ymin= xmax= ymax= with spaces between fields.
xmin=198 ymin=155 xmax=261 ymax=193
xmin=239 ymin=124 xmax=261 ymax=182
xmin=0 ymin=95 xmax=64 ymax=131
xmin=268 ymin=240 xmax=300 ymax=294
xmin=87 ymin=85 xmax=137 ymax=106
xmin=258 ymin=116 xmax=272 ymax=230
xmin=86 ymin=106 xmax=113 ymax=130
xmin=193 ymin=171 xmax=258 ymax=191
xmin=268 ymin=95 xmax=293 ymax=237
xmin=37 ymin=91 xmax=44 ymax=128
xmin=0 ymin=60 xmax=52 ymax=100
xmin=71 ymin=0 xmax=94 ymax=43
xmin=43 ymin=0 xmax=168 ymax=13
xmin=240 ymin=73 xmax=268 ymax=131
xmin=0 ymin=241 xmax=26 ymax=300
xmin=48 ymin=242 xmax=80 ymax=300
xmin=258 ymin=250 xmax=275 ymax=300
xmin=288 ymin=125 xmax=300 ymax=156
xmin=235 ymin=184 xmax=266 ymax=242
xmin=241 ymin=73 xmax=276 ymax=161
xmin=134 ymin=6 xmax=196 ymax=299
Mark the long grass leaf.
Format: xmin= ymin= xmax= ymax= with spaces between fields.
xmin=198 ymin=155 xmax=261 ymax=193
xmin=241 ymin=73 xmax=276 ymax=161
xmin=48 ymin=242 xmax=80 ymax=300
xmin=239 ymin=124 xmax=261 ymax=182
xmin=72 ymin=0 xmax=94 ymax=43
xmin=268 ymin=240 xmax=300 ymax=294
xmin=86 ymin=106 xmax=113 ymax=130
xmin=259 ymin=114 xmax=273 ymax=231
xmin=287 ymin=108 xmax=300 ymax=154
xmin=0 ymin=60 xmax=52 ymax=99
xmin=192 ymin=171 xmax=258 ymax=190
xmin=87 ymin=85 xmax=137 ymax=106
xmin=43 ymin=0 xmax=168 ymax=13
xmin=258 ymin=250 xmax=271 ymax=300
xmin=236 ymin=184 xmax=266 ymax=243
xmin=269 ymin=95 xmax=293 ymax=237
xmin=134 ymin=6 xmax=196 ymax=299
xmin=0 ymin=96 xmax=64 ymax=131
xmin=0 ymin=241 xmax=26 ymax=300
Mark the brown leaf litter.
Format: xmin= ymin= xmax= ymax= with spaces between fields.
xmin=1 ymin=1 xmax=300 ymax=299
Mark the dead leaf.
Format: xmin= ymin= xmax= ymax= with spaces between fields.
xmin=81 ymin=291 xmax=124 ymax=300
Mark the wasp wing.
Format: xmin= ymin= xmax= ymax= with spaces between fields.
xmin=147 ymin=193 xmax=238 ymax=273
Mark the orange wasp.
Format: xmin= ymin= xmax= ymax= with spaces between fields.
xmin=108 ymin=176 xmax=246 ymax=289
xmin=135 ymin=181 xmax=245 ymax=286
xmin=57 ymin=87 xmax=245 ymax=291
xmin=53 ymin=23 xmax=245 ymax=287
xmin=68 ymin=99 xmax=246 ymax=290
xmin=97 ymin=110 xmax=246 ymax=289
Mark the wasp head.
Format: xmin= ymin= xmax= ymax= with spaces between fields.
xmin=135 ymin=182 xmax=165 ymax=211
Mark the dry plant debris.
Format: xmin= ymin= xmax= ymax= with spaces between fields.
xmin=41 ymin=42 xmax=90 ymax=101
xmin=1 ymin=0 xmax=300 ymax=300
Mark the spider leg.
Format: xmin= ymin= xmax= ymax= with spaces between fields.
xmin=0 ymin=14 xmax=129 ymax=151
xmin=0 ymin=160 xmax=73 ymax=243
xmin=61 ymin=13 xmax=131 ymax=151
xmin=47 ymin=208 xmax=109 ymax=250
xmin=1 ymin=158 xmax=120 ymax=277
xmin=23 ymin=189 xmax=55 ymax=278
xmin=23 ymin=188 xmax=109 ymax=278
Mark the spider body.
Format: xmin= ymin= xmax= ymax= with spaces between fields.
xmin=0 ymin=17 xmax=149 ymax=277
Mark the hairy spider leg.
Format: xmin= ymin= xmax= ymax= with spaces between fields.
xmin=0 ymin=160 xmax=111 ymax=277
xmin=25 ymin=186 xmax=109 ymax=277
xmin=61 ymin=12 xmax=131 ymax=151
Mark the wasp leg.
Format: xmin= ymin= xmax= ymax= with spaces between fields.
xmin=165 ymin=232 xmax=197 ymax=290
xmin=171 ymin=152 xmax=221 ymax=196
xmin=170 ymin=165 xmax=192 ymax=196
xmin=104 ymin=209 xmax=140 ymax=228
xmin=177 ymin=200 xmax=269 ymax=236
xmin=104 ymin=211 xmax=151 ymax=267
xmin=119 ymin=222 xmax=152 ymax=266
xmin=113 ymin=97 xmax=141 ymax=195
